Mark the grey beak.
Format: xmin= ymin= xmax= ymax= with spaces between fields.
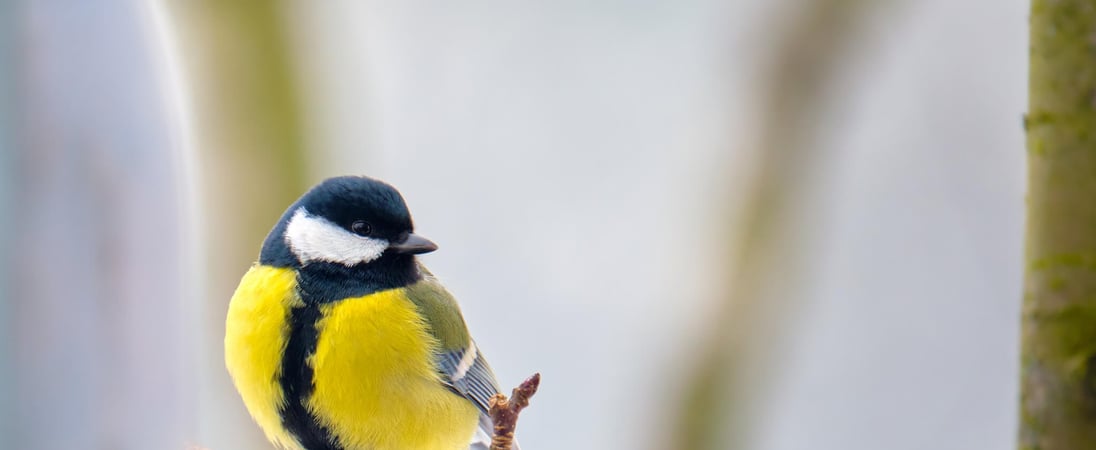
xmin=389 ymin=233 xmax=438 ymax=255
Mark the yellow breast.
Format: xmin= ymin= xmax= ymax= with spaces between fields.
xmin=225 ymin=265 xmax=304 ymax=450
xmin=225 ymin=265 xmax=479 ymax=450
xmin=309 ymin=288 xmax=480 ymax=450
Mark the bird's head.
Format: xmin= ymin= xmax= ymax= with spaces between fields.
xmin=259 ymin=176 xmax=437 ymax=269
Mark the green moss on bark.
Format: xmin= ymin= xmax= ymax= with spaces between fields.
xmin=1021 ymin=1 xmax=1096 ymax=449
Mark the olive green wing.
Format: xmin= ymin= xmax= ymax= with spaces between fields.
xmin=405 ymin=267 xmax=518 ymax=450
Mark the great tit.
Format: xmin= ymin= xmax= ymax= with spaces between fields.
xmin=225 ymin=176 xmax=518 ymax=450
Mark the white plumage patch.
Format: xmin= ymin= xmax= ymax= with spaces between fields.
xmin=452 ymin=342 xmax=478 ymax=382
xmin=284 ymin=208 xmax=388 ymax=265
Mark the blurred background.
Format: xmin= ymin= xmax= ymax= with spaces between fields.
xmin=0 ymin=1 xmax=1027 ymax=449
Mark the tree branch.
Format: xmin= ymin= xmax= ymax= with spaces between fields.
xmin=488 ymin=373 xmax=541 ymax=450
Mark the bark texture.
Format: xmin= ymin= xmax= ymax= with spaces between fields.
xmin=488 ymin=373 xmax=541 ymax=450
xmin=1021 ymin=2 xmax=1096 ymax=449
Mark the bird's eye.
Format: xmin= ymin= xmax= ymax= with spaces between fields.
xmin=350 ymin=220 xmax=373 ymax=236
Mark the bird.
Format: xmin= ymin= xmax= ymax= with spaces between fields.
xmin=225 ymin=175 xmax=518 ymax=450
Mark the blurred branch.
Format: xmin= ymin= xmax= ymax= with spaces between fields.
xmin=488 ymin=373 xmax=541 ymax=450
xmin=1020 ymin=1 xmax=1096 ymax=448
xmin=164 ymin=3 xmax=311 ymax=449
xmin=674 ymin=1 xmax=883 ymax=449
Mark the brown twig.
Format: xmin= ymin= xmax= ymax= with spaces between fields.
xmin=488 ymin=373 xmax=541 ymax=450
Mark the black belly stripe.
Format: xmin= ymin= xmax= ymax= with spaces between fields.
xmin=279 ymin=303 xmax=341 ymax=450
xmin=277 ymin=255 xmax=424 ymax=450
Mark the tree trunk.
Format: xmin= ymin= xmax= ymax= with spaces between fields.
xmin=1020 ymin=1 xmax=1096 ymax=449
xmin=163 ymin=3 xmax=311 ymax=449
xmin=4 ymin=3 xmax=190 ymax=448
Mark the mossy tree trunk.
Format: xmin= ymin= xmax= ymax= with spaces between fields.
xmin=1020 ymin=1 xmax=1096 ymax=449
xmin=165 ymin=3 xmax=311 ymax=449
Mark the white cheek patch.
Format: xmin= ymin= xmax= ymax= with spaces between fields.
xmin=284 ymin=208 xmax=389 ymax=265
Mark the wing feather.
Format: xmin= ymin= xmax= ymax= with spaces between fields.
xmin=405 ymin=267 xmax=522 ymax=449
xmin=438 ymin=345 xmax=521 ymax=450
